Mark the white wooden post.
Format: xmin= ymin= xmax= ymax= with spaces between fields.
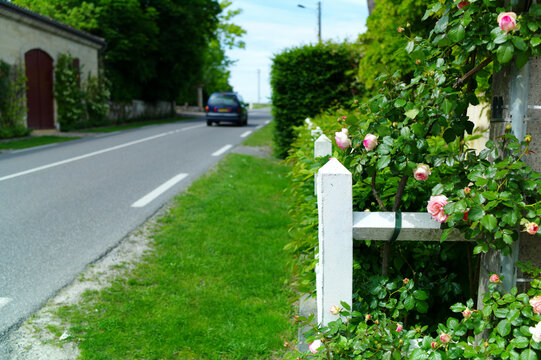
xmin=317 ymin=158 xmax=352 ymax=326
xmin=314 ymin=134 xmax=332 ymax=158
xmin=314 ymin=134 xmax=332 ymax=195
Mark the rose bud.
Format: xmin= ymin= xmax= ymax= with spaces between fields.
xmin=498 ymin=12 xmax=517 ymax=33
xmin=403 ymin=278 xmax=409 ymax=285
xmin=464 ymin=187 xmax=471 ymax=195
xmin=335 ymin=128 xmax=352 ymax=149
xmin=525 ymin=134 xmax=532 ymax=143
xmin=396 ymin=323 xmax=403 ymax=332
xmin=526 ymin=222 xmax=539 ymax=235
xmin=413 ymin=164 xmax=431 ymax=181
xmin=440 ymin=333 xmax=451 ymax=343
xmin=490 ymin=274 xmax=500 ymax=283
xmin=462 ymin=307 xmax=473 ymax=318
xmin=363 ymin=134 xmax=378 ymax=151
xmin=457 ymin=1 xmax=470 ymax=9
xmin=365 ymin=314 xmax=372 ymax=321
xmin=330 ymin=305 xmax=340 ymax=315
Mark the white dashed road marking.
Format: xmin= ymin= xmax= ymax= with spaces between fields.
xmin=212 ymin=144 xmax=233 ymax=157
xmin=131 ymin=173 xmax=189 ymax=208
xmin=240 ymin=131 xmax=252 ymax=138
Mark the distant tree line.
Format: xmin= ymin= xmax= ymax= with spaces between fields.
xmin=14 ymin=0 xmax=244 ymax=104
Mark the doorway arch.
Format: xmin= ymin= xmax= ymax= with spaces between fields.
xmin=25 ymin=49 xmax=54 ymax=129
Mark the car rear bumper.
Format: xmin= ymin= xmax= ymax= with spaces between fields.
xmin=206 ymin=112 xmax=243 ymax=123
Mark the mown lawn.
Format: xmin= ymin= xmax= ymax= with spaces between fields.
xmin=58 ymin=148 xmax=295 ymax=359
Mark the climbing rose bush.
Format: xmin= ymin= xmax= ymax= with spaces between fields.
xmin=288 ymin=279 xmax=541 ymax=359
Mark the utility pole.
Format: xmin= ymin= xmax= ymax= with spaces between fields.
xmin=297 ymin=1 xmax=321 ymax=43
xmin=317 ymin=1 xmax=321 ymax=43
xmin=257 ymin=69 xmax=261 ymax=104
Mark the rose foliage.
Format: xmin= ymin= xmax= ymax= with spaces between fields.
xmin=283 ymin=0 xmax=541 ymax=357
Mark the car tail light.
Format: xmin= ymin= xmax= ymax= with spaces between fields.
xmin=205 ymin=106 xmax=209 ymax=112
xmin=236 ymin=107 xmax=241 ymax=113
xmin=213 ymin=107 xmax=218 ymax=112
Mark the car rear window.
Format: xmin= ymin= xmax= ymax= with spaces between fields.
xmin=208 ymin=94 xmax=238 ymax=106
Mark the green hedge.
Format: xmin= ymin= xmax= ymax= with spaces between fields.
xmin=270 ymin=42 xmax=360 ymax=158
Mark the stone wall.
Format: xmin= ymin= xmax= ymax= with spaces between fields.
xmin=108 ymin=100 xmax=175 ymax=122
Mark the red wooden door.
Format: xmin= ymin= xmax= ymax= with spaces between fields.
xmin=25 ymin=49 xmax=54 ymax=129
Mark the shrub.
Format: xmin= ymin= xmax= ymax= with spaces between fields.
xmin=0 ymin=60 xmax=29 ymax=139
xmin=54 ymin=53 xmax=110 ymax=131
xmin=270 ymin=42 xmax=360 ymax=158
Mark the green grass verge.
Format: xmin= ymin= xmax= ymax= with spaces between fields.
xmin=0 ymin=135 xmax=80 ymax=150
xmin=242 ymin=121 xmax=275 ymax=148
xmin=58 ymin=154 xmax=295 ymax=359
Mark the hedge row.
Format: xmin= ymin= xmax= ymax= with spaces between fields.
xmin=270 ymin=42 xmax=360 ymax=158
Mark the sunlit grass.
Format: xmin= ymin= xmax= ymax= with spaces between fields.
xmin=57 ymin=153 xmax=295 ymax=359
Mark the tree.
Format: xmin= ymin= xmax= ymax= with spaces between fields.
xmin=14 ymin=0 xmax=222 ymax=102
xmin=357 ymin=0 xmax=435 ymax=99
xmin=201 ymin=1 xmax=246 ymax=98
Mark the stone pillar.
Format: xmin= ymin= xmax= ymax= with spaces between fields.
xmin=488 ymin=56 xmax=541 ymax=294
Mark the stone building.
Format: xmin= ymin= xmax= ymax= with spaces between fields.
xmin=0 ymin=0 xmax=105 ymax=130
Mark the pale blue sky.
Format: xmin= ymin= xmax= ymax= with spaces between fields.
xmin=226 ymin=0 xmax=369 ymax=103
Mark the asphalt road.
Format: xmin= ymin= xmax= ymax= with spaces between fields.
xmin=0 ymin=108 xmax=272 ymax=340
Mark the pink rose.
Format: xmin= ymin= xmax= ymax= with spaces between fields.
xmin=363 ymin=134 xmax=378 ymax=151
xmin=530 ymin=322 xmax=541 ymax=343
xmin=490 ymin=274 xmax=500 ymax=283
xmin=427 ymin=195 xmax=448 ymax=223
xmin=462 ymin=307 xmax=472 ymax=319
xmin=335 ymin=128 xmax=351 ymax=149
xmin=530 ymin=296 xmax=541 ymax=315
xmin=440 ymin=333 xmax=451 ymax=343
xmin=396 ymin=323 xmax=403 ymax=332
xmin=309 ymin=339 xmax=322 ymax=354
xmin=525 ymin=222 xmax=539 ymax=235
xmin=498 ymin=12 xmax=517 ymax=33
xmin=413 ymin=164 xmax=431 ymax=181
xmin=457 ymin=1 xmax=469 ymax=9
xmin=330 ymin=305 xmax=340 ymax=315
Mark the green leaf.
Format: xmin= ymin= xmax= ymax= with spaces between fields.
xmin=394 ymin=98 xmax=407 ymax=108
xmin=512 ymin=37 xmax=528 ymax=51
xmin=468 ymin=207 xmax=485 ymax=221
xmin=377 ymin=155 xmax=391 ymax=170
xmin=519 ymin=349 xmax=538 ymax=360
xmin=483 ymin=191 xmax=498 ymax=200
xmin=441 ymin=99 xmax=454 ymax=114
xmin=405 ymin=108 xmax=420 ymax=119
xmin=481 ymin=214 xmax=498 ymax=232
xmin=497 ymin=319 xmax=511 ymax=336
xmin=531 ymin=37 xmax=541 ymax=47
xmin=406 ymin=41 xmax=415 ymax=53
xmin=404 ymin=295 xmax=415 ymax=311
xmin=435 ymin=14 xmax=449 ymax=33
xmin=416 ymin=301 xmax=429 ymax=313
xmin=410 ymin=348 xmax=429 ymax=360
xmin=413 ymin=290 xmax=428 ymax=300
xmin=449 ymin=25 xmax=465 ymax=43
xmin=497 ymin=42 xmax=515 ymax=64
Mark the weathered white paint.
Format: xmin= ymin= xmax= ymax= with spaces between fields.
xmin=314 ymin=134 xmax=332 ymax=158
xmin=352 ymin=212 xmax=465 ymax=242
xmin=316 ymin=158 xmax=352 ymax=326
xmin=314 ymin=134 xmax=332 ymax=195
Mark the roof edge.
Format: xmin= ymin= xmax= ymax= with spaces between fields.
xmin=0 ymin=0 xmax=106 ymax=47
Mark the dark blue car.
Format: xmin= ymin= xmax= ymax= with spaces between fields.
xmin=205 ymin=92 xmax=248 ymax=126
